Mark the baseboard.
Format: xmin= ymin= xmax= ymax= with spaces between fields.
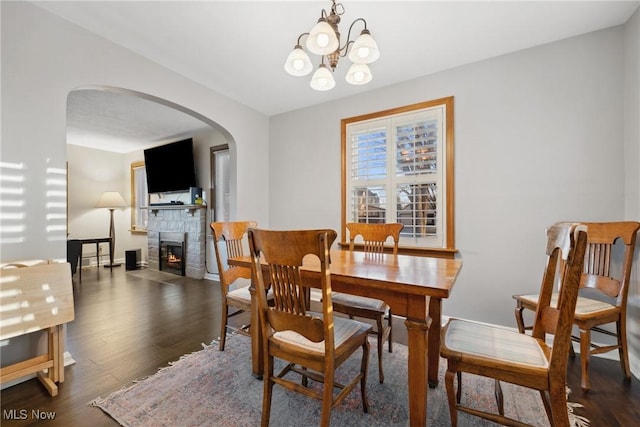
xmin=204 ymin=272 xmax=220 ymax=281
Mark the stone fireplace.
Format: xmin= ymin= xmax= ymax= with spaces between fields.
xmin=146 ymin=206 xmax=206 ymax=279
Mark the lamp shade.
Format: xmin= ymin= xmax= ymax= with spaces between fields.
xmin=284 ymin=45 xmax=313 ymax=76
xmin=345 ymin=63 xmax=372 ymax=85
xmin=348 ymin=30 xmax=380 ymax=64
xmin=96 ymin=191 xmax=127 ymax=209
xmin=309 ymin=64 xmax=336 ymax=91
xmin=306 ymin=19 xmax=339 ymax=56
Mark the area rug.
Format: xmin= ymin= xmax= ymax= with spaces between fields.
xmin=89 ymin=335 xmax=589 ymax=426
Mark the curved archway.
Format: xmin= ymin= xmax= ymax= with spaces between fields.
xmin=66 ymin=85 xmax=237 ymax=276
xmin=70 ymin=85 xmax=236 ymax=141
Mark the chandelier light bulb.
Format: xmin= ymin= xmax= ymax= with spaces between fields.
xmin=284 ymin=45 xmax=313 ymax=76
xmin=317 ymin=33 xmax=330 ymax=48
xmin=310 ymin=64 xmax=336 ymax=91
xmin=345 ymin=63 xmax=372 ymax=85
xmin=306 ymin=19 xmax=339 ymax=55
xmin=348 ymin=30 xmax=380 ymax=64
xmin=356 ymin=46 xmax=370 ymax=59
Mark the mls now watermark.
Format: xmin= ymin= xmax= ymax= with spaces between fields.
xmin=3 ymin=409 xmax=57 ymax=420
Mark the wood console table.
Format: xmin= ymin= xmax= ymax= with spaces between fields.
xmin=75 ymin=237 xmax=112 ymax=281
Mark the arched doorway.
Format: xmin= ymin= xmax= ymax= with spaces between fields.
xmin=66 ymin=85 xmax=235 ymax=277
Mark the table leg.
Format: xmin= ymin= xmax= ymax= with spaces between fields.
xmin=405 ymin=294 xmax=430 ymax=427
xmin=79 ymin=244 xmax=83 ymax=281
xmin=95 ymin=242 xmax=100 ymax=268
xmin=405 ymin=318 xmax=430 ymax=426
xmin=428 ymin=297 xmax=442 ymax=387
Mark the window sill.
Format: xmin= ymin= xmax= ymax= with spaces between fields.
xmin=337 ymin=242 xmax=458 ymax=259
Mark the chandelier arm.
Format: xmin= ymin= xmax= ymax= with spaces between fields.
xmin=340 ymin=17 xmax=368 ymax=57
xmin=296 ymin=32 xmax=310 ymax=46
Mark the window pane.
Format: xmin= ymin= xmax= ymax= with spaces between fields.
xmin=396 ymin=183 xmax=437 ymax=237
xmin=351 ymin=185 xmax=387 ymax=223
xmin=131 ymin=163 xmax=148 ymax=232
xmin=396 ymin=119 xmax=438 ymax=176
xmin=351 ymin=128 xmax=387 ymax=181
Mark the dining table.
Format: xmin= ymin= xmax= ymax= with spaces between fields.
xmin=228 ymin=248 xmax=462 ymax=426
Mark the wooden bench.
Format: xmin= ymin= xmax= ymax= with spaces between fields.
xmin=0 ymin=262 xmax=75 ymax=396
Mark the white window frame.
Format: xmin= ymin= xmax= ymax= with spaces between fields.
xmin=341 ymin=97 xmax=456 ymax=256
xmin=130 ymin=161 xmax=148 ymax=234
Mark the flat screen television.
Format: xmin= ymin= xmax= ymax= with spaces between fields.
xmin=143 ymin=138 xmax=197 ymax=194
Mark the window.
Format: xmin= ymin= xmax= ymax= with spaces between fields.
xmin=130 ymin=161 xmax=148 ymax=233
xmin=341 ymin=97 xmax=455 ymax=256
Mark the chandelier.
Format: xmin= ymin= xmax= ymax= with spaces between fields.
xmin=284 ymin=0 xmax=380 ymax=91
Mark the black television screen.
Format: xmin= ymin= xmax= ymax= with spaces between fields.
xmin=143 ymin=139 xmax=197 ymax=193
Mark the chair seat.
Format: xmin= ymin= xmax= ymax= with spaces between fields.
xmin=273 ymin=313 xmax=371 ymax=355
xmin=332 ymin=293 xmax=388 ymax=312
xmin=442 ymin=319 xmax=548 ymax=368
xmin=227 ymin=285 xmax=252 ymax=303
xmin=516 ymin=293 xmax=618 ymax=318
xmin=227 ymin=278 xmax=274 ymax=303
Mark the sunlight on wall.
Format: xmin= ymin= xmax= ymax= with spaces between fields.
xmin=45 ymin=163 xmax=67 ymax=242
xmin=0 ymin=161 xmax=26 ymax=244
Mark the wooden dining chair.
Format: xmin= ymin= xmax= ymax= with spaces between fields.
xmin=513 ymin=221 xmax=640 ymax=392
xmin=248 ymin=228 xmax=372 ymax=427
xmin=331 ymin=222 xmax=402 ymax=383
xmin=211 ymin=220 xmax=260 ymax=351
xmin=441 ymin=222 xmax=588 ymax=426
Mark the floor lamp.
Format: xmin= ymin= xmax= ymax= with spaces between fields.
xmin=96 ymin=191 xmax=127 ymax=268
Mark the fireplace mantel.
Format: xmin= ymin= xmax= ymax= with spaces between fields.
xmin=143 ymin=204 xmax=205 ymax=216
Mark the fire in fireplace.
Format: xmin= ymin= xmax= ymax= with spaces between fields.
xmin=159 ymin=232 xmax=186 ymax=276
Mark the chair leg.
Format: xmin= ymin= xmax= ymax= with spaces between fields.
xmin=617 ymin=318 xmax=631 ymax=380
xmin=387 ymin=309 xmax=393 ymax=353
xmin=548 ymin=382 xmax=570 ymax=427
xmin=261 ymin=355 xmax=274 ymax=427
xmin=579 ymin=327 xmax=591 ymax=392
xmin=444 ymin=364 xmax=459 ymax=427
xmin=494 ymin=379 xmax=504 ymax=416
xmin=569 ymin=339 xmax=576 ymax=358
xmin=376 ymin=317 xmax=384 ymax=384
xmin=219 ymin=301 xmax=229 ymax=351
xmin=321 ymin=368 xmax=334 ymax=427
xmin=301 ymin=366 xmax=309 ymax=388
xmin=514 ymin=303 xmax=526 ymax=334
xmin=360 ymin=339 xmax=370 ymax=413
xmin=539 ymin=390 xmax=553 ymax=424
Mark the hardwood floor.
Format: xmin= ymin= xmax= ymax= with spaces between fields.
xmin=1 ymin=266 xmax=639 ymax=426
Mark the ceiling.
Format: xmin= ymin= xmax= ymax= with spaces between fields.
xmin=34 ymin=1 xmax=639 ymax=153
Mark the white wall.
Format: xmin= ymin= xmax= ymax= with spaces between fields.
xmin=270 ymin=24 xmax=639 ymax=369
xmin=0 ymin=1 xmax=270 ymax=265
